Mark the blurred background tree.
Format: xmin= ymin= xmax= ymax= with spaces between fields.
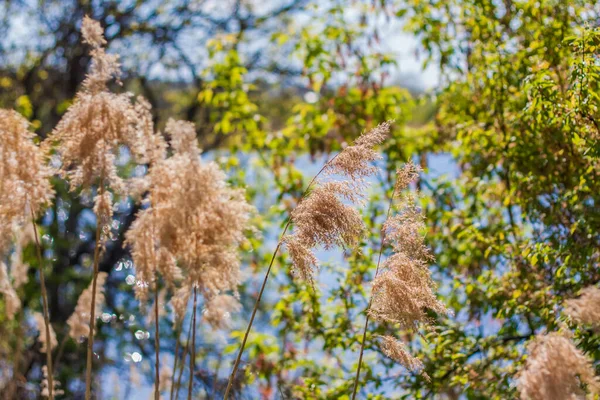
xmin=0 ymin=0 xmax=599 ymax=399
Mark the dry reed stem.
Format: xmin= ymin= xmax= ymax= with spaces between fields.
xmin=31 ymin=210 xmax=54 ymax=400
xmin=154 ymin=266 xmax=161 ymax=400
xmin=84 ymin=176 xmax=105 ymax=400
xmin=169 ymin=321 xmax=183 ymax=400
xmin=174 ymin=316 xmax=194 ymax=400
xmin=188 ymin=287 xmax=198 ymax=400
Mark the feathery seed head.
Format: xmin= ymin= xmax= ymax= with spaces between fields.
xmin=47 ymin=91 xmax=164 ymax=192
xmin=367 ymin=162 xmax=446 ymax=373
xmin=564 ymin=286 xmax=600 ymax=329
xmin=283 ymin=235 xmax=319 ymax=282
xmin=394 ymin=160 xmax=421 ymax=193
xmin=166 ymin=118 xmax=199 ymax=156
xmin=369 ymin=258 xmax=446 ymax=329
xmin=0 ymin=261 xmax=21 ymax=320
xmin=377 ymin=335 xmax=425 ymax=374
xmin=369 ymin=163 xmax=443 ymax=332
xmin=382 ymin=204 xmax=434 ymax=263
xmin=41 ymin=366 xmax=64 ymax=398
xmin=518 ymin=332 xmax=600 ymax=400
xmin=0 ymin=109 xmax=54 ymax=254
xmin=126 ymin=119 xmax=253 ymax=328
xmin=325 ymin=121 xmax=391 ymax=181
xmin=81 ymin=16 xmax=118 ymax=93
xmin=67 ymin=272 xmax=108 ymax=340
xmin=291 ymin=181 xmax=364 ymax=250
xmin=33 ymin=312 xmax=58 ymax=353
xmin=81 ymin=16 xmax=106 ymax=48
xmin=285 ymin=122 xmax=389 ymax=282
xmin=45 ymin=17 xmax=166 ymax=203
xmin=203 ymin=294 xmax=241 ymax=330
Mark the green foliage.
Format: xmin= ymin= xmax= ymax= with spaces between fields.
xmin=388 ymin=0 xmax=600 ymax=397
xmin=199 ymin=39 xmax=266 ymax=150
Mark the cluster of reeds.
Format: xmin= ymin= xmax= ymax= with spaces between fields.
xmin=0 ymin=16 xmax=454 ymax=400
xmin=0 ymin=16 xmax=253 ymax=400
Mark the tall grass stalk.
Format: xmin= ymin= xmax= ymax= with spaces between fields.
xmin=84 ymin=176 xmax=105 ymax=400
xmin=174 ymin=316 xmax=193 ymax=400
xmin=154 ymin=268 xmax=161 ymax=400
xmin=31 ymin=209 xmax=54 ymax=400
xmin=169 ymin=321 xmax=183 ymax=400
xmin=188 ymin=287 xmax=198 ymax=400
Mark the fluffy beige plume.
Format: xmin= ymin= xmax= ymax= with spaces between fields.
xmin=44 ymin=17 xmax=166 ymax=239
xmin=67 ymin=272 xmax=108 ymax=340
xmin=125 ymin=211 xmax=159 ymax=303
xmin=126 ymin=118 xmax=254 ymax=328
xmin=393 ymin=161 xmax=421 ymax=193
xmin=0 ymin=109 xmax=54 ymax=254
xmin=1 ymin=225 xmax=36 ymax=319
xmin=0 ymin=262 xmax=21 ymax=319
xmin=282 ymin=235 xmax=319 ymax=281
xmin=383 ymin=197 xmax=435 ymax=263
xmin=564 ymin=286 xmax=600 ymax=328
xmin=518 ymin=332 xmax=600 ymax=400
xmin=291 ymin=181 xmax=364 ymax=249
xmin=283 ymin=122 xmax=391 ymax=281
xmin=41 ymin=366 xmax=64 ymax=398
xmin=81 ymin=16 xmax=107 ymax=48
xmin=10 ymin=223 xmax=35 ymax=289
xmin=33 ymin=312 xmax=58 ymax=353
xmin=363 ymin=163 xmax=445 ymax=380
xmin=146 ymin=287 xmax=168 ymax=325
xmin=369 ymin=164 xmax=446 ymax=327
xmin=377 ymin=335 xmax=425 ymax=374
xmin=203 ymin=294 xmax=242 ymax=330
xmin=324 ymin=121 xmax=390 ymax=180
xmin=93 ymin=190 xmax=114 ymax=243
xmin=171 ymin=284 xmax=192 ymax=326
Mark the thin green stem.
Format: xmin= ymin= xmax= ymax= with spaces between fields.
xmin=31 ymin=209 xmax=54 ymax=400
